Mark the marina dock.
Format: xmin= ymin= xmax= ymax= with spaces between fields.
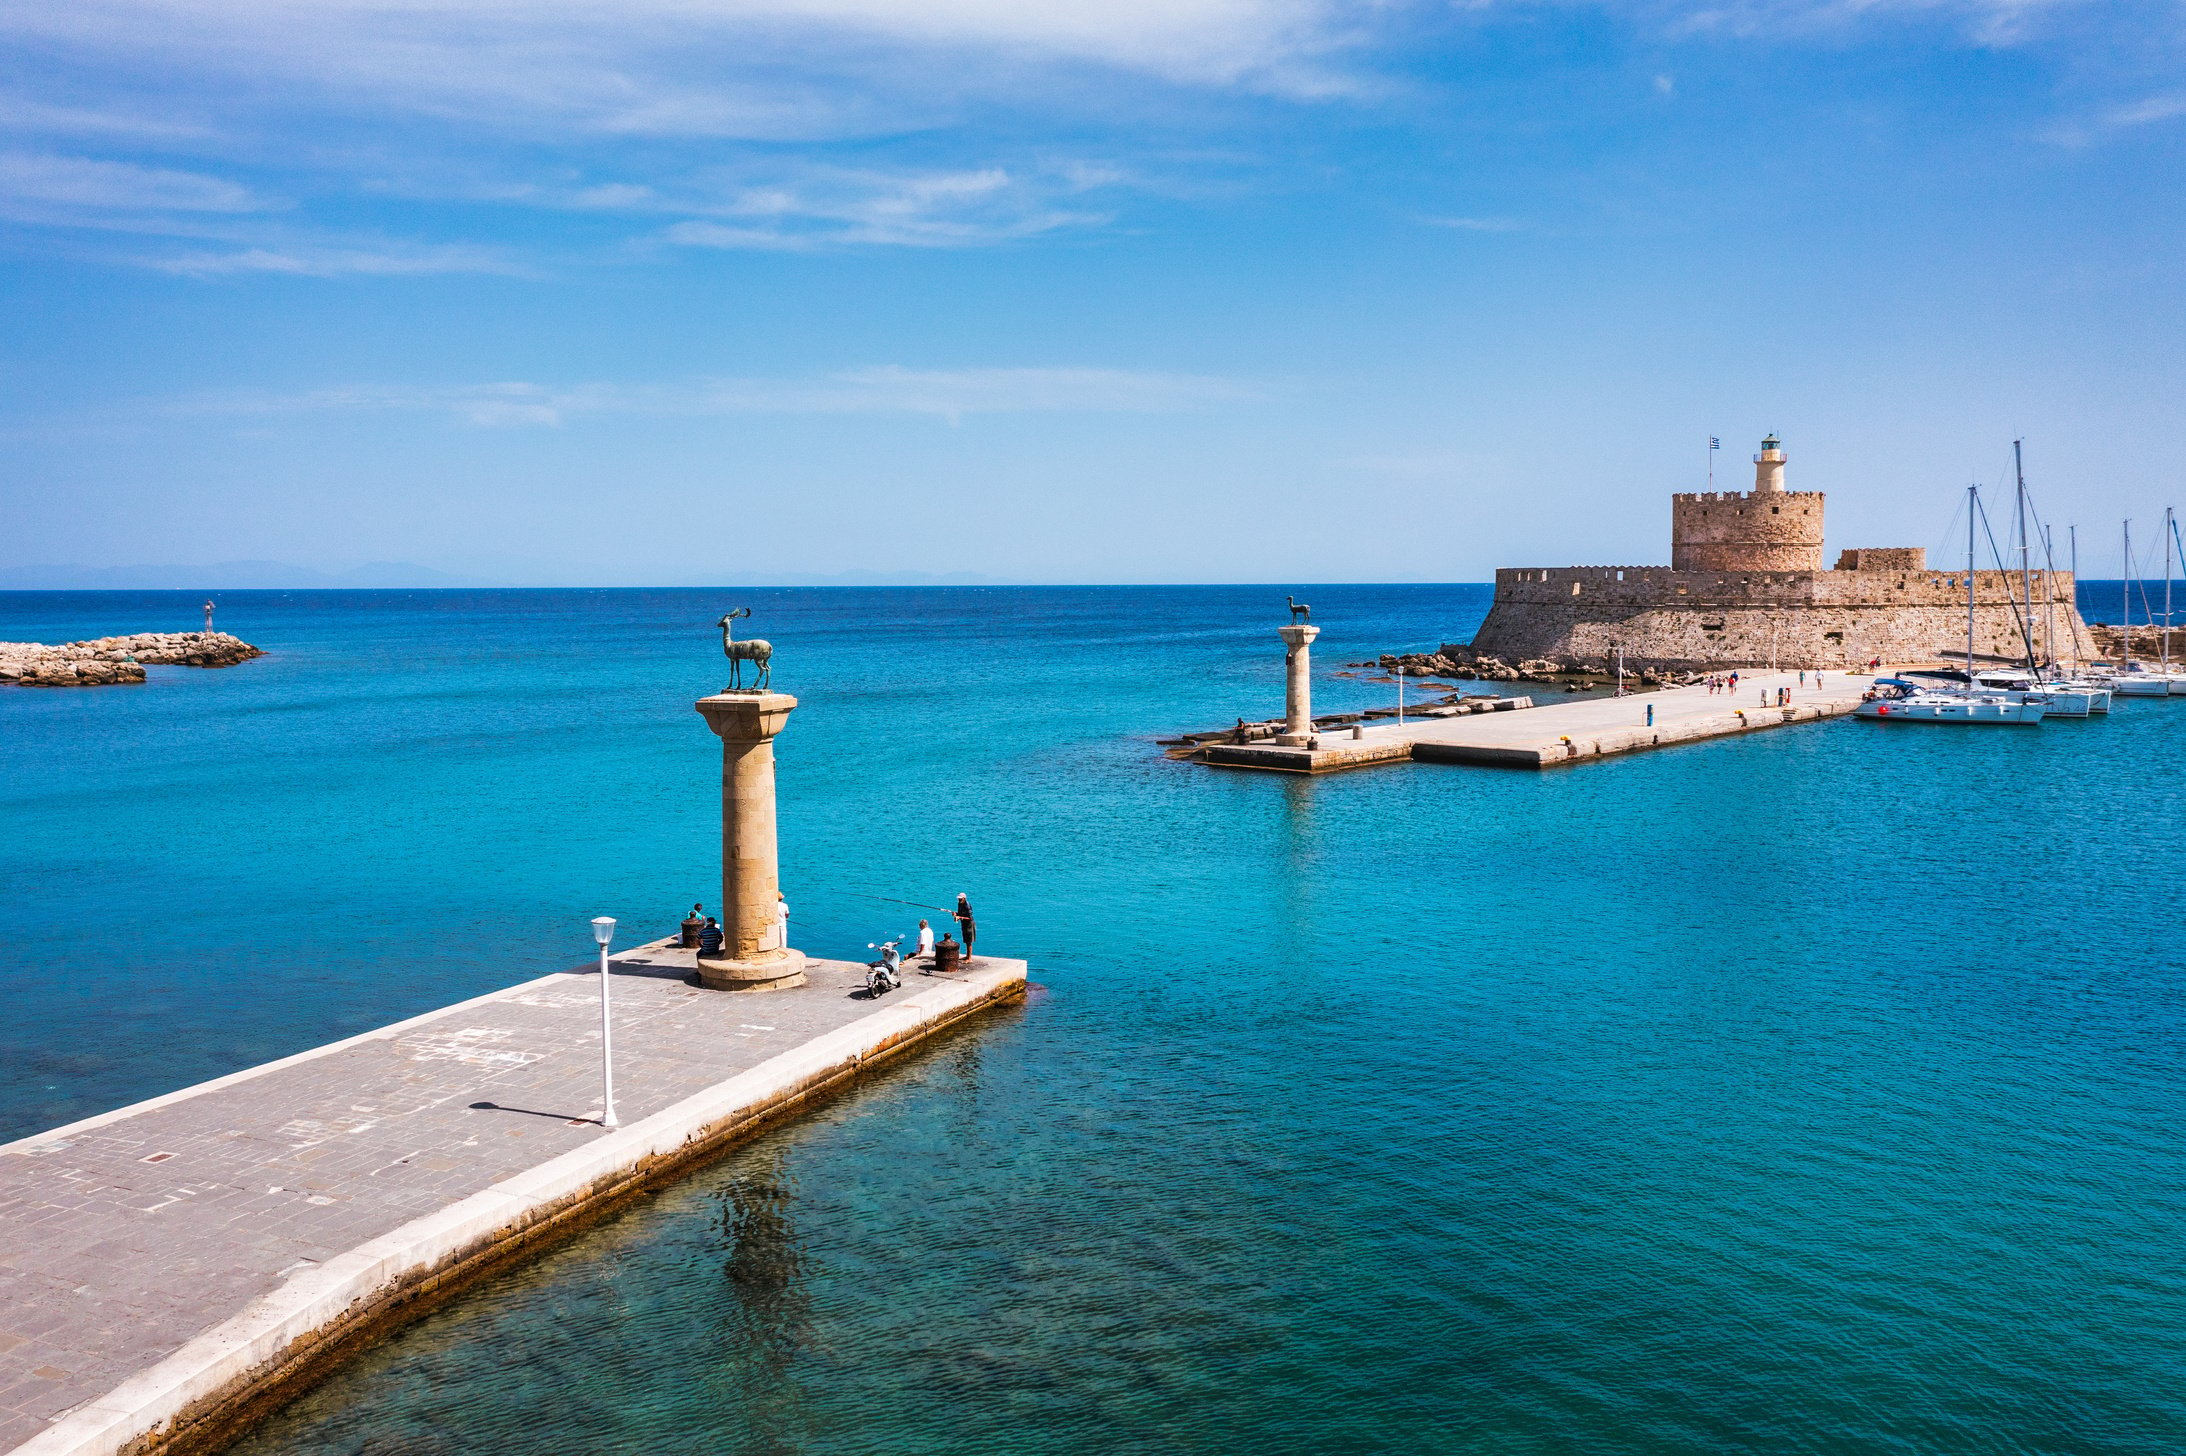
xmin=0 ymin=944 xmax=1026 ymax=1456
xmin=1200 ymin=670 xmax=1878 ymax=772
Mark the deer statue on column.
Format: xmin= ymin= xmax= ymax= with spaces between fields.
xmin=717 ymin=608 xmax=773 ymax=691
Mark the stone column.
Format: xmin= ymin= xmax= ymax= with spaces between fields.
xmin=693 ymin=691 xmax=808 ymax=992
xmin=1276 ymin=624 xmax=1320 ymax=746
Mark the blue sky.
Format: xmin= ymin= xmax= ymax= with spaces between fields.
xmin=1 ymin=0 xmax=2181 ymax=584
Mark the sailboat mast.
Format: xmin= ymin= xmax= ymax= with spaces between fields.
xmin=2166 ymin=506 xmax=2175 ymax=674
xmin=1968 ymin=484 xmax=1979 ymax=681
xmin=2124 ymin=519 xmax=2134 ymax=669
xmin=2044 ymin=525 xmax=2059 ymax=672
xmin=2014 ymin=440 xmax=2037 ymax=672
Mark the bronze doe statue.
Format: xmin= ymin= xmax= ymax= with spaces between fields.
xmin=717 ymin=607 xmax=773 ymax=691
xmin=1286 ymin=596 xmax=1312 ymax=623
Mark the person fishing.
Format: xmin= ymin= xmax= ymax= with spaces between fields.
xmin=953 ymin=894 xmax=977 ymax=963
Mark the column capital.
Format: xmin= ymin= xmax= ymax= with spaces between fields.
xmin=696 ymin=691 xmax=798 ymax=742
xmin=1279 ymin=623 xmax=1320 ymax=648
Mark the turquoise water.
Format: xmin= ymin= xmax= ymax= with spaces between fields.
xmin=5 ymin=586 xmax=2186 ymax=1454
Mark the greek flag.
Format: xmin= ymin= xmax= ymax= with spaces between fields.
xmin=1709 ymin=437 xmax=1720 ymax=450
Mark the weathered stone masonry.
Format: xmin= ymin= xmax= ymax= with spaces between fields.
xmin=1462 ymin=437 xmax=2093 ymax=672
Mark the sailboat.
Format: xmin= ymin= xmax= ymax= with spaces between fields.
xmin=2099 ymin=515 xmax=2186 ymax=696
xmin=1858 ymin=483 xmax=2046 ymax=724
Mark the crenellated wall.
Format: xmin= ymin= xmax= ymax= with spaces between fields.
xmin=1671 ymin=490 xmax=1826 ymax=572
xmin=1467 ymin=565 xmax=2090 ymax=670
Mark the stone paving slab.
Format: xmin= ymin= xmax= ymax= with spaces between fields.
xmin=1205 ymin=671 xmax=1878 ymax=771
xmin=0 ymin=942 xmax=1024 ymax=1455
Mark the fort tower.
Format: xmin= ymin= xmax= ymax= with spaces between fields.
xmin=1670 ymin=434 xmax=1825 ymax=572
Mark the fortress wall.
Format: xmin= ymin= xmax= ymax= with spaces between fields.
xmin=1835 ymin=547 xmax=1926 ymax=572
xmin=1469 ymin=567 xmax=2088 ymax=670
xmin=1671 ymin=490 xmax=1826 ymax=572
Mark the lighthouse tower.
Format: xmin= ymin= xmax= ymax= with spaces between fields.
xmin=1669 ymin=433 xmax=1824 ymax=572
xmin=1754 ymin=434 xmax=1787 ymax=493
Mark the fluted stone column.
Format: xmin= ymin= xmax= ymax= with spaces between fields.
xmin=1277 ymin=623 xmax=1319 ymax=746
xmin=694 ymin=691 xmax=807 ymax=992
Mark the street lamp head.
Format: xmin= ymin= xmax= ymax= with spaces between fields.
xmin=591 ymin=916 xmax=616 ymax=946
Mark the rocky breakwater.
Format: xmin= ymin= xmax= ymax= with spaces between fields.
xmin=1375 ymin=646 xmax=1706 ymax=688
xmin=0 ymin=631 xmax=263 ymax=687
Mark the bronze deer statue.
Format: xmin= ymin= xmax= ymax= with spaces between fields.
xmin=717 ymin=608 xmax=773 ymax=691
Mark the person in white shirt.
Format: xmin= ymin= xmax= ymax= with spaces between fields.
xmin=775 ymin=893 xmax=789 ymax=950
xmin=914 ymin=918 xmax=935 ymax=962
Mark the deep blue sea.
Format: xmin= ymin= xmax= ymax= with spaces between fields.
xmin=5 ymin=585 xmax=2186 ymax=1455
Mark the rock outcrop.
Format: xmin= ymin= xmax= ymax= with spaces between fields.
xmin=1376 ymin=646 xmax=1708 ymax=686
xmin=0 ymin=632 xmax=263 ymax=687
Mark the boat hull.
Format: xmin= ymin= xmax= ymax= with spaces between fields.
xmin=1857 ymin=699 xmax=2046 ymax=724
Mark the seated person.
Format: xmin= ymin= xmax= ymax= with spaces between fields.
xmin=697 ymin=916 xmax=724 ymax=956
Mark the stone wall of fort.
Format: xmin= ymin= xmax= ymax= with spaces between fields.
xmin=1464 ymin=565 xmax=2090 ymax=671
xmin=1671 ymin=490 xmax=1825 ymax=572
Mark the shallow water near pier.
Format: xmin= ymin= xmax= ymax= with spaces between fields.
xmin=5 ymin=585 xmax=2186 ymax=1455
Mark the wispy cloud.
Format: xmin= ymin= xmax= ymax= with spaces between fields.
xmin=662 ymin=164 xmax=1115 ymax=249
xmin=150 ymin=242 xmax=528 ymax=278
xmin=1663 ymin=0 xmax=2088 ymax=46
xmin=167 ymin=366 xmax=1263 ymax=426
xmin=0 ymin=0 xmax=1367 ymax=139
xmin=1422 ymin=214 xmax=1526 ymax=233
xmin=0 ymin=150 xmax=261 ymax=222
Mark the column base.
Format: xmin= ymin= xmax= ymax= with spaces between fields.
xmin=1275 ymin=733 xmax=1313 ymax=746
xmin=694 ymin=948 xmax=809 ymax=992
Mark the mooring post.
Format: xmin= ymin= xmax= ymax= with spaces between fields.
xmin=693 ymin=691 xmax=807 ymax=992
xmin=1277 ymin=623 xmax=1320 ymax=746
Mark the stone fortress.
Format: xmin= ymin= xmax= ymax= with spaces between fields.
xmin=1451 ymin=436 xmax=2092 ymax=674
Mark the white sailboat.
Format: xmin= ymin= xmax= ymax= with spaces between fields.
xmin=1858 ymin=484 xmax=2047 ymax=725
xmin=2099 ymin=516 xmax=2186 ymax=695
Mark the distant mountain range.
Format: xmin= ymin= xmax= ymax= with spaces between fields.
xmin=0 ymin=562 xmax=1004 ymax=589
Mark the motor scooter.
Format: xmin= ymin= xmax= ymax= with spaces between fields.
xmin=864 ymin=940 xmax=904 ymax=997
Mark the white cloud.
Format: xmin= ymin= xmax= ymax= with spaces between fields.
xmin=1663 ymin=0 xmax=2089 ymax=45
xmin=0 ymin=150 xmax=259 ymax=218
xmin=1423 ymin=214 xmax=1526 ymax=232
xmin=0 ymin=0 xmax=1363 ymax=143
xmin=172 ymin=366 xmax=1261 ymax=426
xmin=661 ymin=164 xmax=1114 ymax=248
xmin=2103 ymin=95 xmax=2186 ymax=129
xmin=0 ymin=92 xmax=216 ymax=142
xmin=151 ymin=242 xmax=526 ymax=277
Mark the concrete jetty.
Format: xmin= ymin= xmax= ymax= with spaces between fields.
xmin=1200 ymin=670 xmax=1877 ymax=772
xmin=0 ymin=943 xmax=1026 ymax=1456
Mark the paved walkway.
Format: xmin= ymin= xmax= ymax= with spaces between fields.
xmin=0 ymin=944 xmax=1023 ymax=1454
xmin=1205 ymin=671 xmax=1878 ymax=771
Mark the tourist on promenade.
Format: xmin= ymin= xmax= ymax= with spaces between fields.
xmin=776 ymin=892 xmax=789 ymax=950
xmin=698 ymin=916 xmax=723 ymax=956
xmin=915 ymin=918 xmax=935 ymax=960
xmin=954 ymin=894 xmax=977 ymax=962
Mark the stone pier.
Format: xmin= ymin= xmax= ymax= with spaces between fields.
xmin=0 ymin=946 xmax=1027 ymax=1456
xmin=1276 ymin=623 xmax=1319 ymax=746
xmin=693 ymin=691 xmax=806 ymax=992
